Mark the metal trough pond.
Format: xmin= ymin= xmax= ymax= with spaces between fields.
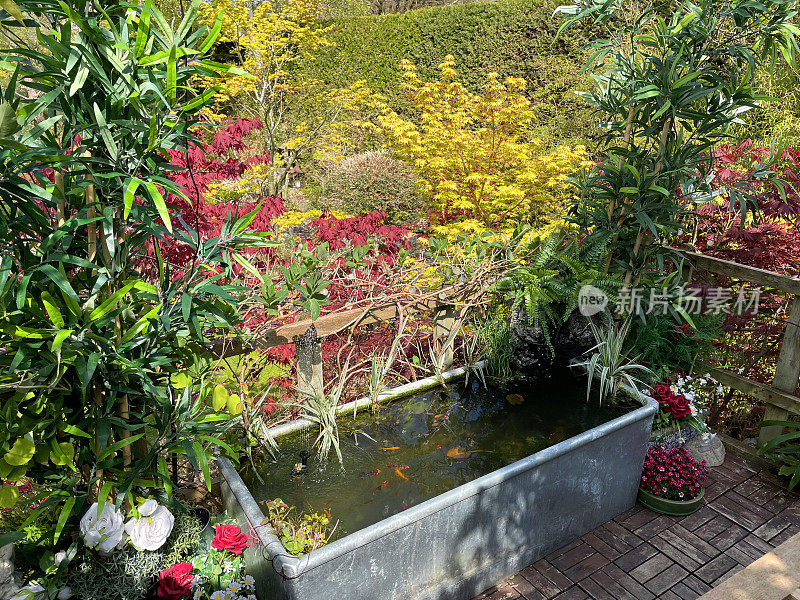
xmin=219 ymin=365 xmax=658 ymax=600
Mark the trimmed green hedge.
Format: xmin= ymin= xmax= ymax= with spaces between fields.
xmin=302 ymin=0 xmax=603 ymax=148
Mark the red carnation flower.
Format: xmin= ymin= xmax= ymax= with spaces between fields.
xmin=212 ymin=524 xmax=250 ymax=556
xmin=157 ymin=563 xmax=193 ymax=600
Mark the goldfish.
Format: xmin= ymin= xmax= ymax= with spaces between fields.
xmin=360 ymin=469 xmax=381 ymax=477
xmin=401 ymin=501 xmax=408 ymax=510
xmin=388 ymin=464 xmax=409 ymax=469
xmin=381 ymin=447 xmax=400 ymax=451
xmin=323 ymin=508 xmax=332 ymax=519
xmin=373 ymin=480 xmax=389 ymax=494
xmin=394 ymin=468 xmax=409 ymax=481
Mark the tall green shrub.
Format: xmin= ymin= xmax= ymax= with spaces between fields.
xmin=0 ymin=0 xmax=264 ymax=549
xmin=301 ymin=0 xmax=603 ymax=148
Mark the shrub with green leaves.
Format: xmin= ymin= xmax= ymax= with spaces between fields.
xmin=301 ymin=0 xmax=603 ymax=149
xmin=0 ymin=0 xmax=269 ymax=560
xmin=319 ymin=151 xmax=423 ymax=226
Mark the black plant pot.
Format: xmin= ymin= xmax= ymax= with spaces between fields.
xmin=191 ymin=506 xmax=215 ymax=549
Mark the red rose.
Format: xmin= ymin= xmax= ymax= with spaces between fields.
xmin=651 ymin=384 xmax=674 ymax=409
xmin=157 ymin=563 xmax=193 ymax=600
xmin=669 ymin=395 xmax=692 ymax=418
xmin=212 ymin=524 xmax=250 ymax=555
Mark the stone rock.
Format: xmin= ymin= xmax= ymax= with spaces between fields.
xmin=0 ymin=544 xmax=21 ymax=600
xmin=685 ymin=434 xmax=726 ymax=467
xmin=509 ymin=308 xmax=604 ymax=380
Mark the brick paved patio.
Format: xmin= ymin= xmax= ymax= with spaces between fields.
xmin=472 ymin=453 xmax=800 ymax=600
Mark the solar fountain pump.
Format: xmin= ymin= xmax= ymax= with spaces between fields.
xmin=292 ymin=450 xmax=311 ymax=477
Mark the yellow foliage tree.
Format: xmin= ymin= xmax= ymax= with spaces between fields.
xmin=199 ymin=0 xmax=380 ymax=195
xmin=379 ymin=56 xmax=589 ymax=236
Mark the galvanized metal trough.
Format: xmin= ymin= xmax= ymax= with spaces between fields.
xmin=219 ymin=365 xmax=657 ymax=600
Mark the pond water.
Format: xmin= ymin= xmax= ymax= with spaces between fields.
xmin=240 ymin=371 xmax=634 ymax=541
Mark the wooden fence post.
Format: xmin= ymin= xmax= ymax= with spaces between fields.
xmin=433 ymin=302 xmax=457 ymax=372
xmin=294 ymin=325 xmax=324 ymax=399
xmin=759 ymin=297 xmax=800 ymax=445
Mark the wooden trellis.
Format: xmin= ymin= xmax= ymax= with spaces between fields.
xmin=677 ymin=249 xmax=800 ymax=446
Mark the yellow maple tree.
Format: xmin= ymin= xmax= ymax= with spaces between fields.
xmin=199 ymin=0 xmax=381 ymax=195
xmin=379 ymin=56 xmax=589 ymax=235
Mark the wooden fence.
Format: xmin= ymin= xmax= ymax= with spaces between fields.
xmin=677 ymin=249 xmax=800 ymax=446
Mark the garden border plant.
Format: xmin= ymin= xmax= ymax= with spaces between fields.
xmin=0 ymin=1 xmax=287 ymax=595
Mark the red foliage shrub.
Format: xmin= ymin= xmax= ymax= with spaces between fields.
xmin=679 ymin=140 xmax=800 ymax=436
xmin=311 ymin=210 xmax=410 ymax=253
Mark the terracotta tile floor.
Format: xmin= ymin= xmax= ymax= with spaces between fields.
xmin=472 ymin=453 xmax=800 ymax=600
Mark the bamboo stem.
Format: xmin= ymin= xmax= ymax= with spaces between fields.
xmin=604 ymin=105 xmax=637 ymax=274
xmin=623 ymin=117 xmax=674 ymax=286
xmin=55 ymin=170 xmax=66 ymax=228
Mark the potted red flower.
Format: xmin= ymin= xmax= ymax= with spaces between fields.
xmin=638 ymin=444 xmax=707 ymax=515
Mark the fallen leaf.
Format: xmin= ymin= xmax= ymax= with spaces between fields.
xmin=446 ymin=447 xmax=473 ymax=459
xmin=506 ymin=393 xmax=525 ymax=405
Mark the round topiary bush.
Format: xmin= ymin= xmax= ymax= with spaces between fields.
xmin=322 ymin=151 xmax=424 ymax=226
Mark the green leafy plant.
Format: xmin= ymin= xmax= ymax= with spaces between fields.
xmin=0 ymin=0 xmax=265 ymax=560
xmin=262 ymin=499 xmax=333 ymax=557
xmin=558 ymin=0 xmax=799 ymax=283
xmin=367 ymin=315 xmax=407 ymax=412
xmin=627 ymin=312 xmax=722 ymax=381
xmin=758 ymin=420 xmax=800 ymax=490
xmin=579 ymin=319 xmax=654 ymax=405
xmin=495 ymin=231 xmax=621 ymax=352
xmin=296 ymin=357 xmax=354 ymax=463
xmin=473 ymin=306 xmax=512 ymax=380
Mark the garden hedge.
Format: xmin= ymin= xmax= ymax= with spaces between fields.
xmin=301 ymin=0 xmax=604 ymax=148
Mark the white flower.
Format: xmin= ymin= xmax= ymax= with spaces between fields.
xmin=228 ymin=582 xmax=241 ymax=594
xmin=54 ymin=551 xmax=66 ymax=566
xmin=223 ymin=561 xmax=235 ymax=573
xmin=57 ymin=587 xmax=73 ymax=600
xmin=242 ymin=575 xmax=255 ymax=589
xmin=245 ymin=595 xmax=256 ymax=600
xmin=80 ymin=502 xmax=125 ymax=555
xmin=124 ymin=503 xmax=174 ymax=551
xmin=138 ymin=499 xmax=159 ymax=517
xmin=210 ymin=592 xmax=224 ymax=600
xmin=11 ymin=584 xmax=47 ymax=600
xmin=193 ymin=590 xmax=203 ymax=600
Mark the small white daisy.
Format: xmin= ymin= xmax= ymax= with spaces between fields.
xmin=242 ymin=575 xmax=255 ymax=589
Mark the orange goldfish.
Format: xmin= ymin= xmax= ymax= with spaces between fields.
xmin=394 ymin=468 xmax=409 ymax=481
xmin=373 ymin=480 xmax=390 ymax=494
xmin=381 ymin=447 xmax=400 ymax=451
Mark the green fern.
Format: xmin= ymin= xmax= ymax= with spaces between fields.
xmin=495 ymin=231 xmax=622 ymax=354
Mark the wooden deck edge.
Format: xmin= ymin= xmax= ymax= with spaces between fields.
xmin=717 ymin=432 xmax=780 ymax=473
xmin=699 ymin=531 xmax=800 ymax=600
